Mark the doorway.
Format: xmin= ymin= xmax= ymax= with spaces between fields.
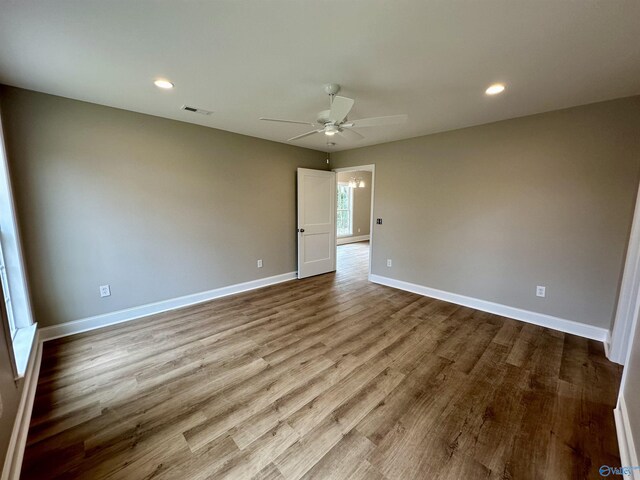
xmin=332 ymin=165 xmax=375 ymax=277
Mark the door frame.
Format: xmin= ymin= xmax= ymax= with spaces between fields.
xmin=610 ymin=182 xmax=640 ymax=364
xmin=332 ymin=164 xmax=375 ymax=278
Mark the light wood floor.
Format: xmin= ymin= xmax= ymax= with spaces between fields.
xmin=23 ymin=242 xmax=622 ymax=479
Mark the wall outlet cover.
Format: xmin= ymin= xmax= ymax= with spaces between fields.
xmin=536 ymin=286 xmax=546 ymax=298
xmin=99 ymin=285 xmax=111 ymax=297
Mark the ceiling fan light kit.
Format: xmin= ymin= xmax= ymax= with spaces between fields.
xmin=324 ymin=125 xmax=339 ymax=136
xmin=259 ymin=83 xmax=408 ymax=145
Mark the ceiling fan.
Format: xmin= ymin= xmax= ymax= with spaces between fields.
xmin=259 ymin=83 xmax=407 ymax=143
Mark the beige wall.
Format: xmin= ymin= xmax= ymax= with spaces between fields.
xmin=0 ymin=86 xmax=326 ymax=327
xmin=332 ymin=96 xmax=640 ymax=328
xmin=337 ymin=170 xmax=372 ymax=238
xmin=2 ymin=85 xmax=639 ymax=331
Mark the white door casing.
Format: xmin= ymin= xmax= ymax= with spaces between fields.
xmin=332 ymin=164 xmax=375 ymax=278
xmin=297 ymin=168 xmax=336 ymax=279
xmin=610 ymin=182 xmax=640 ymax=364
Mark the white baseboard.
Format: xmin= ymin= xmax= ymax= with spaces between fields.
xmin=614 ymin=396 xmax=640 ymax=479
xmin=337 ymin=235 xmax=370 ymax=246
xmin=369 ymin=274 xmax=609 ymax=342
xmin=1 ymin=332 xmax=42 ymax=480
xmin=40 ymin=272 xmax=297 ymax=342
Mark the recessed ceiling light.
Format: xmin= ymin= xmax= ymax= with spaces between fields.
xmin=485 ymin=83 xmax=506 ymax=95
xmin=154 ymin=79 xmax=174 ymax=89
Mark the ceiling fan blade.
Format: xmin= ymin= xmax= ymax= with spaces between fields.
xmin=329 ymin=96 xmax=355 ymax=123
xmin=349 ymin=114 xmax=408 ymax=128
xmin=259 ymin=117 xmax=316 ymax=126
xmin=287 ymin=130 xmax=322 ymax=142
xmin=338 ymin=128 xmax=364 ymax=141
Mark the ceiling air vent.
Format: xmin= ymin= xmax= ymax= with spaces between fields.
xmin=180 ymin=105 xmax=213 ymax=116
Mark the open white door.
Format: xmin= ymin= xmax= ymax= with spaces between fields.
xmin=297 ymin=168 xmax=336 ymax=279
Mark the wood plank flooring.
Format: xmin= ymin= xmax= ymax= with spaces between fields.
xmin=22 ymin=242 xmax=623 ymax=479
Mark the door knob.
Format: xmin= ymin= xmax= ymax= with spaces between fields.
xmin=298 ymin=228 xmax=305 ymax=233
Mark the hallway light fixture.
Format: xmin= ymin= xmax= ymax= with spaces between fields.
xmin=348 ymin=177 xmax=365 ymax=188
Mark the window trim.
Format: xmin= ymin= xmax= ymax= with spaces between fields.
xmin=336 ymin=182 xmax=354 ymax=238
xmin=1 ymin=108 xmax=36 ymax=379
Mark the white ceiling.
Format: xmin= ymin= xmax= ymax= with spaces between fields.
xmin=1 ymin=1 xmax=639 ymax=152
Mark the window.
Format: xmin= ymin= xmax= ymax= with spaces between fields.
xmin=337 ymin=183 xmax=353 ymax=237
xmin=1 ymin=115 xmax=36 ymax=378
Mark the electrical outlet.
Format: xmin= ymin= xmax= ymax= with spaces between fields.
xmin=257 ymin=259 xmax=263 ymax=268
xmin=536 ymin=285 xmax=546 ymax=298
xmin=387 ymin=259 xmax=392 ymax=267
xmin=357 ymin=228 xmax=361 ymax=233
xmin=99 ymin=285 xmax=111 ymax=298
